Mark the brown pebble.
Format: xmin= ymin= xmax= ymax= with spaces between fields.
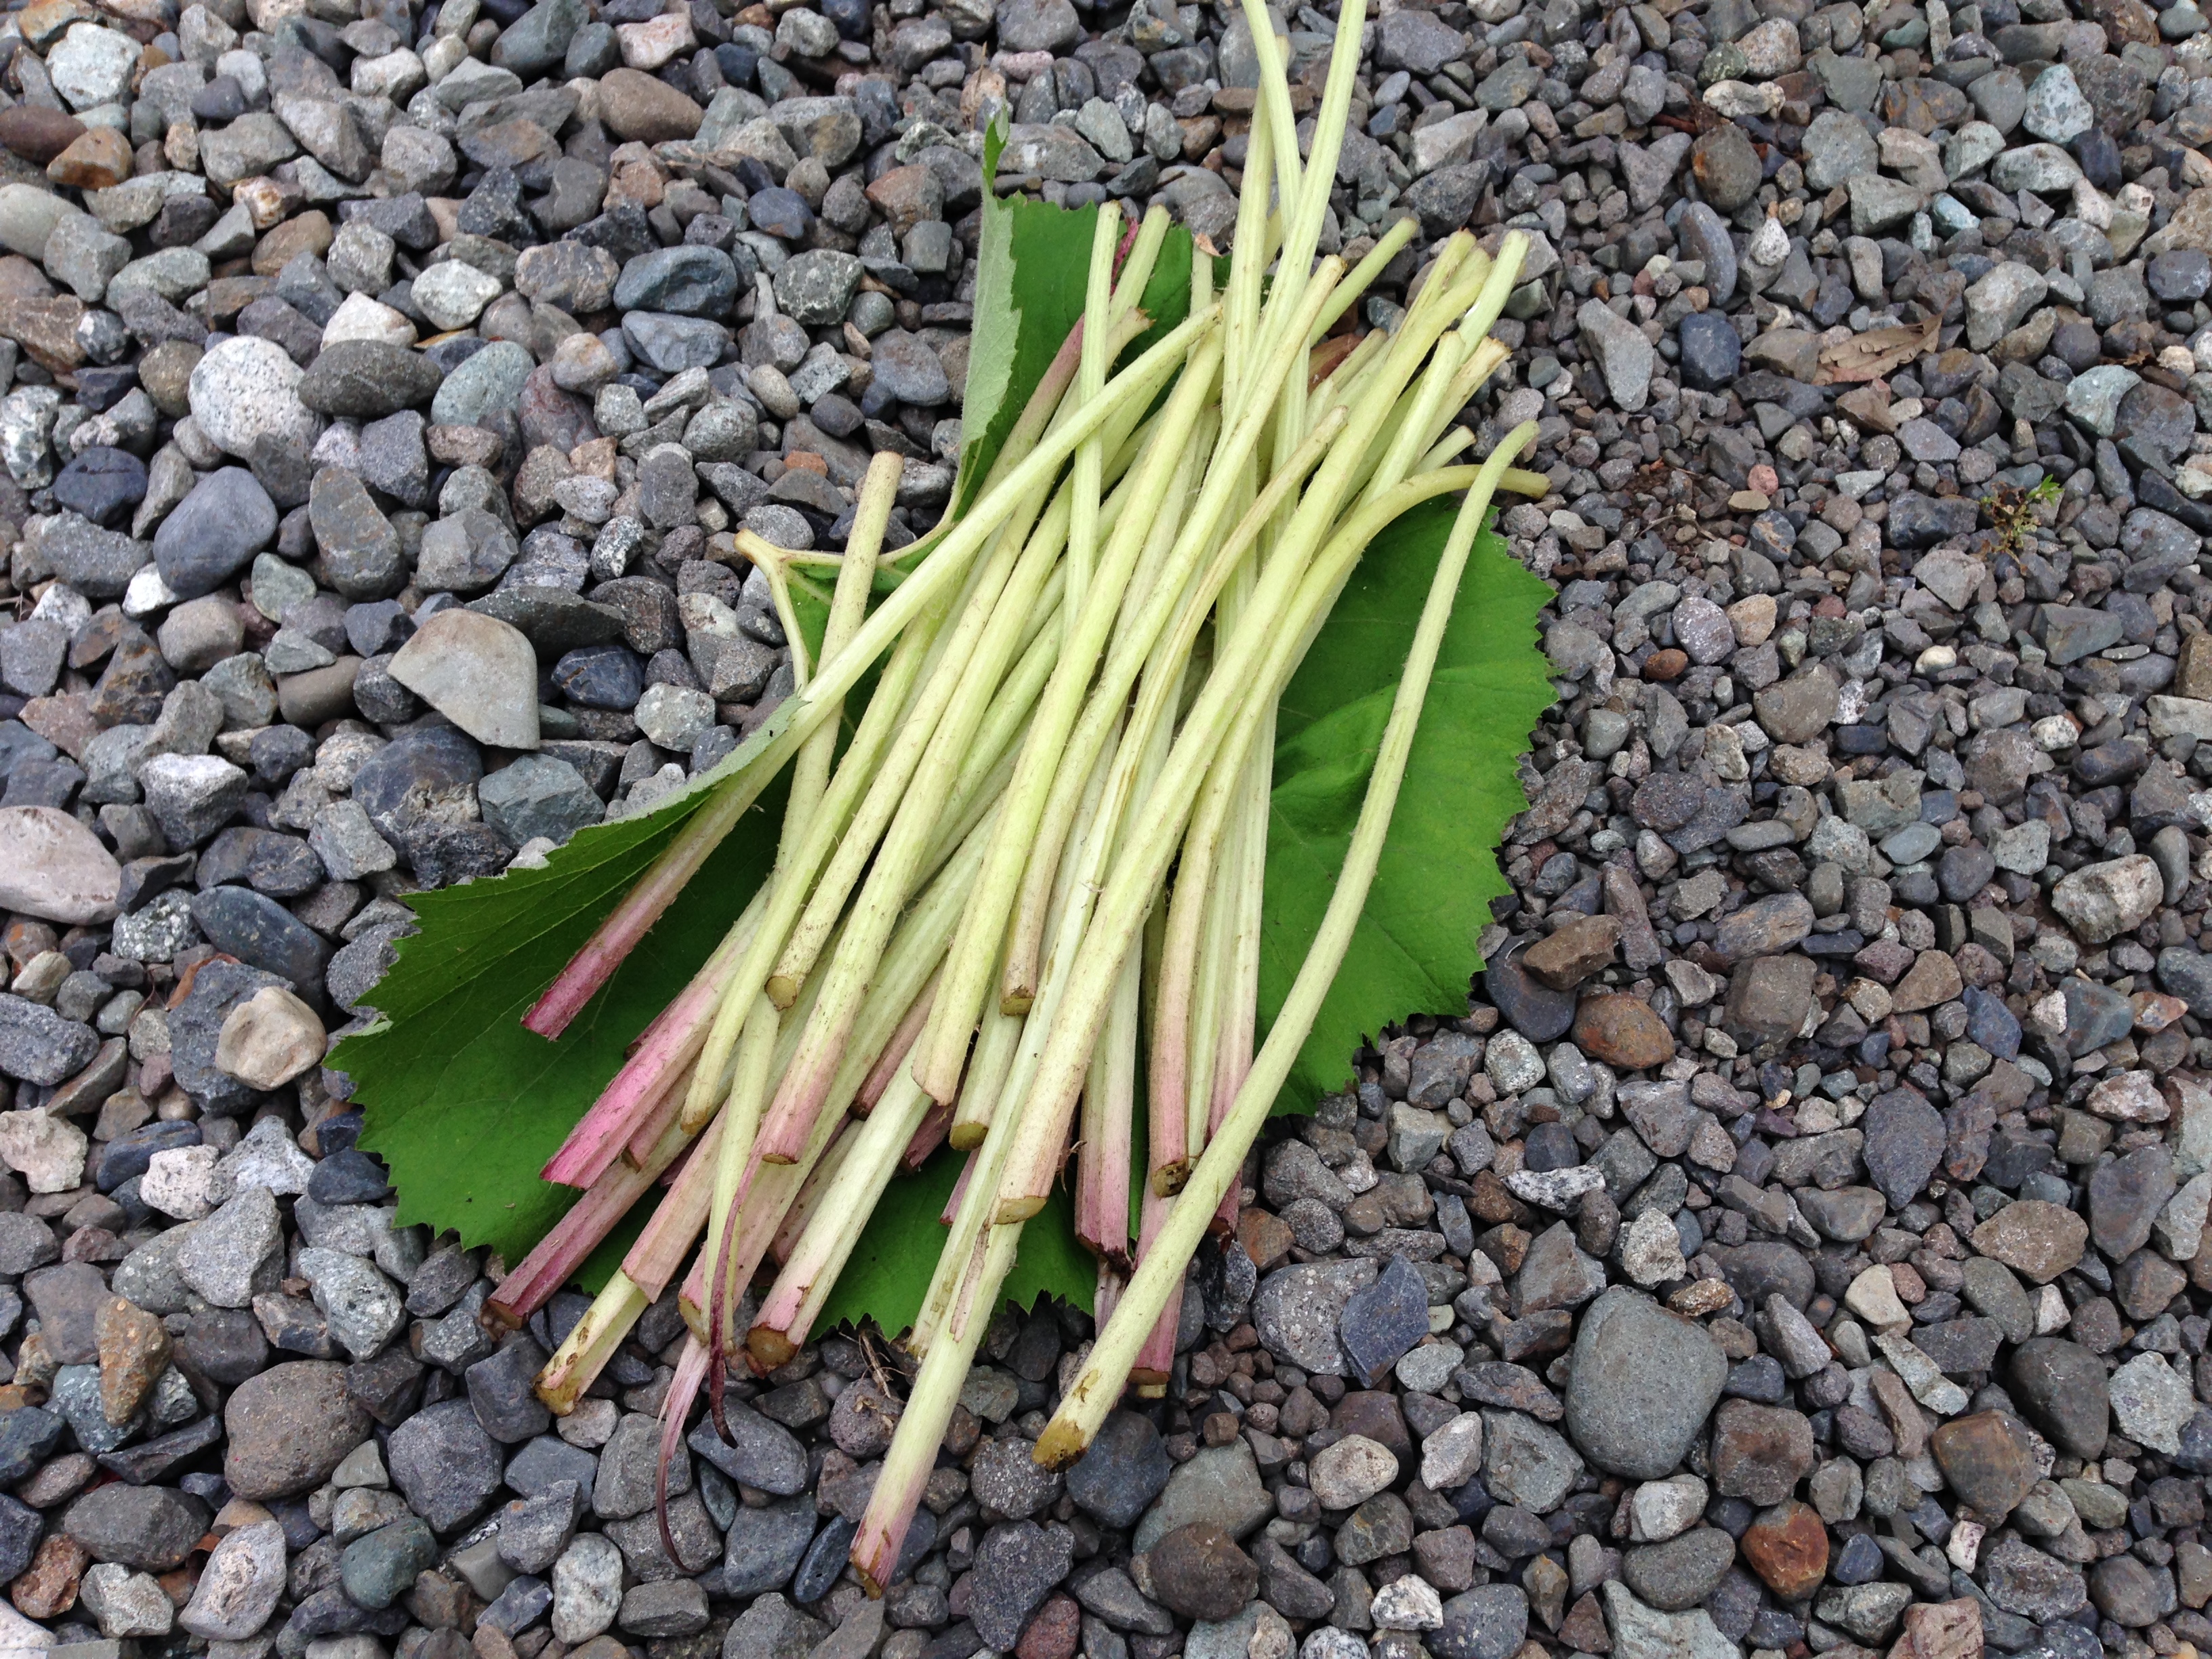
xmin=1014 ymin=1592 xmax=1081 ymax=1659
xmin=1571 ymin=993 xmax=1675 ymax=1070
xmin=1523 ymin=914 xmax=1621 ymax=991
xmin=44 ymin=126 xmax=131 ymax=190
xmin=1641 ymin=647 xmax=1688 ymax=681
xmin=1740 ymin=1498 xmax=1828 ymax=1598
xmin=10 ymin=1534 xmax=89 ymax=1619
xmin=1144 ymin=1522 xmax=1259 ymax=1621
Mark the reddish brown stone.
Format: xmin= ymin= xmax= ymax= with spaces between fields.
xmin=1641 ymin=647 xmax=1688 ymax=681
xmin=0 ymin=106 xmax=84 ymax=165
xmin=1523 ymin=914 xmax=1621 ymax=991
xmin=1015 ymin=1591 xmax=1080 ymax=1659
xmin=1144 ymin=1523 xmax=1257 ymax=1621
xmin=1571 ymin=994 xmax=1675 ymax=1070
xmin=11 ymin=1534 xmax=88 ymax=1619
xmin=1238 ymin=1208 xmax=1294 ymax=1271
xmin=1741 ymin=1498 xmax=1828 ymax=1598
xmin=1559 ymin=1591 xmax=1611 ymax=1654
xmin=45 ymin=126 xmax=130 ymax=188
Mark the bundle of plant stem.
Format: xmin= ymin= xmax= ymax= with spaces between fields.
xmin=480 ymin=0 xmax=1544 ymax=1588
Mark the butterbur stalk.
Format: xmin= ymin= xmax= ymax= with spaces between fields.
xmin=747 ymin=1070 xmax=937 ymax=1369
xmin=1034 ymin=422 xmax=1540 ymax=1468
xmin=852 ymin=1218 xmax=1024 ymax=1593
xmin=534 ymin=1271 xmax=647 ymax=1414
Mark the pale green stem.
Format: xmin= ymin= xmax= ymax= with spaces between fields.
xmin=1311 ymin=218 xmax=1418 ymax=343
xmin=851 ymin=1218 xmax=1024 ymax=1592
xmin=533 ymin=1271 xmax=648 ymax=1413
xmin=1069 ymin=201 xmax=1123 ymax=640
xmin=1035 ymin=426 xmax=1536 ymax=1466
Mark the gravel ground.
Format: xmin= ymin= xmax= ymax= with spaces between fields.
xmin=2 ymin=3 xmax=2212 ymax=1659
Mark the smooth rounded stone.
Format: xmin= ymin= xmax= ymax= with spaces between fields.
xmin=0 ymin=805 xmax=120 ymax=923
xmin=430 ymin=340 xmax=535 ymax=428
xmin=1572 ymin=994 xmax=1675 ymax=1069
xmin=152 ymin=467 xmax=277 ymax=599
xmin=388 ymin=611 xmax=539 ymax=751
xmin=1145 ymin=1523 xmax=1258 ymax=1621
xmin=340 ymin=1516 xmax=437 ymax=1610
xmin=1432 ymin=1584 xmax=1528 ymax=1659
xmin=1676 ymin=310 xmax=1740 ymax=390
xmin=180 ymin=1517 xmax=286 ymax=1639
xmin=1928 ymin=1410 xmax=2039 ymax=1519
xmin=1563 ymin=1287 xmax=1726 ymax=1478
xmin=224 ymin=1360 xmax=371 ymax=1498
xmin=389 ymin=1397 xmax=506 ymax=1532
xmin=54 ymin=446 xmax=145 ymax=527
xmin=598 ymin=67 xmax=703 ymax=141
xmin=188 ymin=335 xmax=318 ymax=459
xmin=1622 ymin=1528 xmax=1736 ymax=1611
xmin=300 ymin=342 xmax=443 ymax=418
xmin=614 ymin=247 xmax=739 ymax=316
xmin=191 ymin=885 xmax=330 ymax=996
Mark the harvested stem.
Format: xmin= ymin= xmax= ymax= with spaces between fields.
xmin=1034 ymin=424 xmax=1538 ymax=1467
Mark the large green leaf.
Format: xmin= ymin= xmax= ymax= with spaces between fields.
xmin=334 ymin=773 xmax=785 ymax=1266
xmin=337 ymin=164 xmax=1551 ymax=1338
xmin=1259 ymin=504 xmax=1557 ymax=1111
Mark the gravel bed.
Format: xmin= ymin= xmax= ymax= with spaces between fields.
xmin=1 ymin=3 xmax=2212 ymax=1659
